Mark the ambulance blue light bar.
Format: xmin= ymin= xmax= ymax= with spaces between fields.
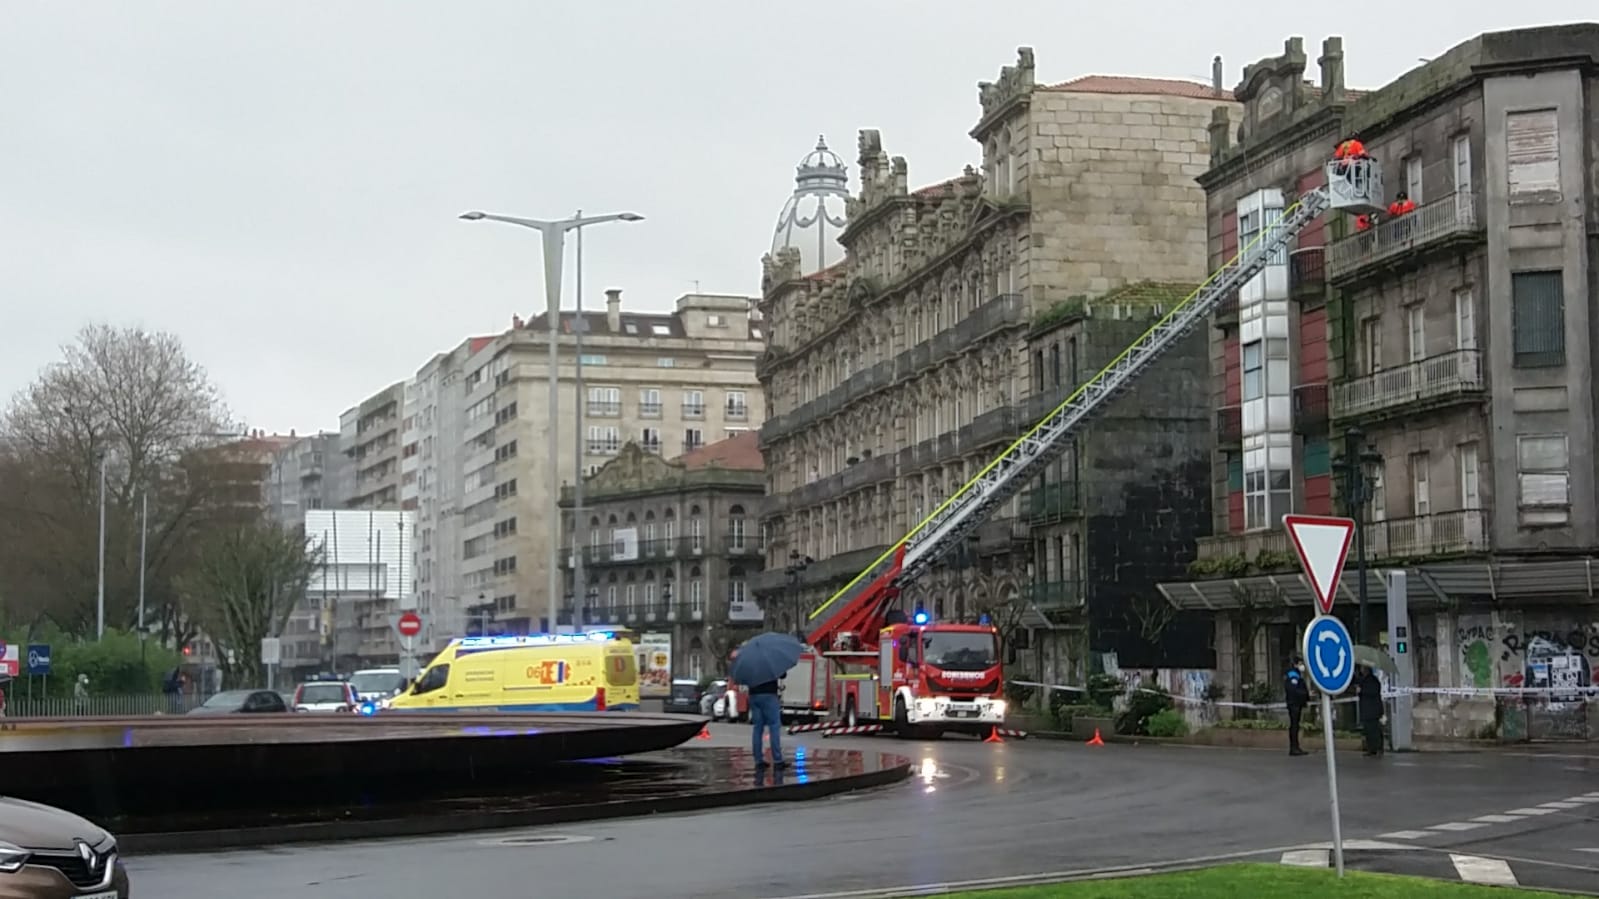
xmin=457 ymin=632 xmax=615 ymax=649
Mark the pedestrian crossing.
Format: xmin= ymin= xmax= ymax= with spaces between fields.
xmin=1276 ymin=847 xmax=1523 ymax=886
xmin=1377 ymin=791 xmax=1599 ymax=842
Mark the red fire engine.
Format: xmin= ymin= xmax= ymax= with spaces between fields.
xmin=784 ymin=157 xmax=1385 ymax=739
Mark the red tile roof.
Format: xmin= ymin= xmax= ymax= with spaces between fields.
xmin=1046 ymin=74 xmax=1234 ymax=100
xmin=678 ymin=431 xmax=763 ymax=471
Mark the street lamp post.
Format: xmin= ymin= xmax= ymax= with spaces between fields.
xmin=1341 ymin=427 xmax=1385 ymax=644
xmin=459 ymin=208 xmax=643 ymax=636
xmin=96 ymin=451 xmax=108 ymax=640
xmin=785 ymin=550 xmax=813 ymax=639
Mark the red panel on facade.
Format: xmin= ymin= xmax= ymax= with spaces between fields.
xmin=1223 ymin=333 xmax=1241 ymax=405
xmin=1303 ymin=474 xmax=1333 ymax=516
xmin=1298 ymin=307 xmax=1328 ymax=383
xmin=1217 ymin=210 xmax=1238 ymax=267
xmin=1296 ymin=169 xmax=1327 ymax=248
xmin=1227 ymin=489 xmax=1245 ymax=532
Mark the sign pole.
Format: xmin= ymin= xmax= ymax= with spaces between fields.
xmin=1321 ymin=690 xmax=1344 ymax=876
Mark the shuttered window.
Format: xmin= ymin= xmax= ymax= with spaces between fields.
xmin=1507 ymin=109 xmax=1559 ymax=200
xmin=1511 ymin=270 xmax=1564 ymax=368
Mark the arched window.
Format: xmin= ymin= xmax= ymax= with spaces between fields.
xmin=588 ymin=515 xmax=602 ymax=549
xmin=688 ymin=565 xmax=704 ymax=617
xmin=728 ymin=504 xmax=747 ymax=551
xmin=689 ymin=504 xmax=704 ymax=552
xmin=728 ymin=565 xmax=747 ymax=616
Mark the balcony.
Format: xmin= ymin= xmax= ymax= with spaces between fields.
xmin=1288 ymin=246 xmax=1325 ymax=302
xmin=1332 ymin=349 xmax=1484 ymax=421
xmin=640 ymin=401 xmax=663 ymax=418
xmin=725 ymin=404 xmax=749 ymax=422
xmin=959 ymin=406 xmax=1021 ymax=450
xmin=1366 ymin=510 xmax=1486 ymax=559
xmin=791 ymin=451 xmax=895 ymax=508
xmin=587 ymin=400 xmax=621 ymax=417
xmin=683 ymin=438 xmax=705 ymax=454
xmin=1023 ymin=581 xmax=1082 ymax=610
xmin=1216 ymin=404 xmax=1242 ymax=447
xmin=1196 ymin=527 xmax=1288 ymax=561
xmin=586 ymin=439 xmax=621 ymax=455
xmin=722 ymin=533 xmax=759 ymax=556
xmin=1326 ymin=192 xmax=1482 ymax=283
xmin=1293 ymin=383 xmax=1328 ymax=435
xmin=1026 ymin=482 xmax=1081 ymax=525
xmin=682 ymin=403 xmax=706 ymax=420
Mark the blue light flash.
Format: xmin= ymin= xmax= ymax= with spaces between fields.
xmin=912 ymin=610 xmax=930 ymax=625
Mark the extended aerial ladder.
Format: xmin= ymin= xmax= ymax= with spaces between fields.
xmin=805 ymin=159 xmax=1385 ymax=650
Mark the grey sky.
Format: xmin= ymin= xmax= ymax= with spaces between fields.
xmin=3 ymin=2 xmax=1589 ymax=433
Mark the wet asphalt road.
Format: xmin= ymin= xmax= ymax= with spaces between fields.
xmin=124 ymin=727 xmax=1599 ymax=898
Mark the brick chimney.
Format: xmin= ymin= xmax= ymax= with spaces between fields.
xmin=605 ymin=289 xmax=622 ymax=331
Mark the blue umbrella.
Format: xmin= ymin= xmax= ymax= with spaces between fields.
xmin=729 ymin=632 xmax=805 ymax=687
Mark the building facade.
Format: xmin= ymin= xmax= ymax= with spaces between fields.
xmin=265 ymin=431 xmax=345 ymax=527
xmin=303 ymin=508 xmax=415 ymax=671
xmin=754 ymin=49 xmax=1235 ymax=678
xmin=340 ymin=381 xmax=405 ymax=511
xmin=458 ymin=289 xmax=766 ymax=635
xmin=558 ymin=432 xmax=766 ymax=680
xmin=1158 ymin=26 xmax=1599 ymax=739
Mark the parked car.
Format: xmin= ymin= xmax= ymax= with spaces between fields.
xmin=185 ymin=689 xmax=289 ymax=715
xmin=664 ymin=679 xmax=702 ymax=714
xmin=349 ymin=668 xmax=408 ymax=705
xmin=0 ymin=796 xmax=130 ymax=897
xmin=292 ymin=681 xmax=359 ymax=713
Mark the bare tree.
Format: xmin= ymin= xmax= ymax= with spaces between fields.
xmin=180 ymin=522 xmax=322 ymax=689
xmin=1127 ymin=593 xmax=1177 ymax=646
xmin=0 ymin=324 xmax=232 ymax=637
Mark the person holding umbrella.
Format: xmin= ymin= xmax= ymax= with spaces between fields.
xmin=730 ymin=632 xmax=805 ymax=769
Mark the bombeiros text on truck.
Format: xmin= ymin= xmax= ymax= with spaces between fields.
xmin=785 ymin=155 xmax=1386 ymax=739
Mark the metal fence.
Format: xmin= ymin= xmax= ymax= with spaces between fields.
xmin=1 ymin=693 xmax=210 ymax=718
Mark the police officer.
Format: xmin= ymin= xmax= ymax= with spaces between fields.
xmin=1284 ymin=656 xmax=1310 ymax=756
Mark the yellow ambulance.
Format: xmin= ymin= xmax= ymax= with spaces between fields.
xmin=387 ymin=632 xmax=640 ymax=713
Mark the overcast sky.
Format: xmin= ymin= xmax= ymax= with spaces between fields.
xmin=3 ymin=2 xmax=1589 ymax=433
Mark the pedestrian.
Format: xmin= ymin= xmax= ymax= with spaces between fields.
xmin=73 ymin=673 xmax=90 ymax=714
xmin=0 ymin=680 xmax=8 ymax=718
xmin=1284 ymin=656 xmax=1310 ymax=756
xmin=747 ymin=678 xmax=785 ymax=768
xmin=1355 ymin=665 xmax=1385 ymax=757
xmin=1387 ymin=190 xmax=1416 ymax=217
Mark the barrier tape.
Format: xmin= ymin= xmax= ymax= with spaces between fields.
xmin=1009 ymin=679 xmax=1598 ymax=712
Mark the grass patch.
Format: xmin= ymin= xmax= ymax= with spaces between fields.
xmin=933 ymin=863 xmax=1568 ymax=898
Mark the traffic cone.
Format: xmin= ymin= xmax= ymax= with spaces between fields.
xmin=1085 ymin=728 xmax=1105 ymax=746
xmin=697 ymin=725 xmax=712 ymax=740
xmin=984 ymin=726 xmax=1004 ymax=744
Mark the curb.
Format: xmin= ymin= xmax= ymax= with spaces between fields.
xmin=118 ymin=758 xmax=912 ymax=854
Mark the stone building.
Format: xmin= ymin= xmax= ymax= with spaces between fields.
xmin=459 ymin=290 xmax=765 ymax=635
xmin=265 ymin=431 xmax=345 ymax=526
xmin=559 ymin=432 xmax=766 ymax=680
xmin=339 ymin=382 xmax=405 ymax=511
xmin=1023 ymin=282 xmax=1213 ymax=686
xmin=1157 ymin=25 xmax=1599 ymax=740
xmin=754 ymin=48 xmax=1237 ymax=671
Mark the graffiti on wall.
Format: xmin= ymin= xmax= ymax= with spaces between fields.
xmin=1454 ymin=617 xmax=1597 ymax=690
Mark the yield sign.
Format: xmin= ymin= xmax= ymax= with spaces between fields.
xmin=1283 ymin=514 xmax=1355 ymax=616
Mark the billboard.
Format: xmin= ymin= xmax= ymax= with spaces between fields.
xmin=637 ymin=631 xmax=672 ymax=697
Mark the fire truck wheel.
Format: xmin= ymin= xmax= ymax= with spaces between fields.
xmin=893 ymin=696 xmax=909 ymax=733
xmin=843 ymin=699 xmax=858 ymax=727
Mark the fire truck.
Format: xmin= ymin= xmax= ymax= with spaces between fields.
xmin=790 ymin=157 xmax=1385 ymax=738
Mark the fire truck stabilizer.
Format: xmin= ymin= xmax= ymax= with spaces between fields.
xmin=794 ymin=159 xmax=1383 ymax=738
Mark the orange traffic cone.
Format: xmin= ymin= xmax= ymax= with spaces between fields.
xmin=984 ymin=727 xmax=1004 ymax=744
xmin=697 ymin=725 xmax=712 ymax=740
xmin=1085 ymin=728 xmax=1105 ymax=746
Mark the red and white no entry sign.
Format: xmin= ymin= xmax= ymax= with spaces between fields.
xmin=397 ymin=612 xmax=422 ymax=638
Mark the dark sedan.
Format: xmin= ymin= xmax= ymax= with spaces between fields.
xmin=185 ymin=689 xmax=289 ymax=715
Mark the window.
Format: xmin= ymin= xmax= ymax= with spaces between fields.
xmin=493 ymin=478 xmax=518 ymax=499
xmin=606 ymin=585 xmax=617 ymax=610
xmin=1361 ymin=317 xmax=1382 ymax=373
xmin=624 ymin=583 xmax=636 ymax=616
xmin=1506 ymin=109 xmax=1559 ymax=200
xmin=1406 ymin=305 xmax=1425 ymax=362
xmin=1404 ymin=156 xmax=1423 ymax=204
xmin=579 ymin=354 xmax=607 ymax=366
xmin=725 ymin=390 xmax=748 ymax=420
xmin=729 ymin=574 xmax=747 ymax=605
xmin=683 ymin=390 xmax=705 ymax=418
xmin=1458 ymin=442 xmax=1480 ymax=509
xmin=587 ymin=425 xmax=620 ymax=454
xmin=1452 ymin=134 xmax=1473 ymax=206
xmin=707 ymin=314 xmax=725 ymax=327
xmin=1516 ymin=434 xmax=1570 ymax=524
xmin=651 ymin=323 xmax=671 ymax=336
xmin=689 ymin=578 xmax=703 ymax=614
xmin=1241 ymin=340 xmax=1263 ymax=401
xmin=640 ymin=388 xmax=662 ymax=417
xmin=1238 ymin=209 xmax=1260 ymax=252
xmin=587 ymin=386 xmax=621 ymax=416
xmin=656 ymin=357 xmax=675 ymax=368
xmin=494 ymin=440 xmax=518 ymax=461
xmin=494 ymin=402 xmax=518 ymax=425
xmin=641 ymin=427 xmax=662 ymax=453
xmin=684 ymin=428 xmax=704 ymax=451
xmin=1244 ymin=469 xmax=1266 ymax=530
xmin=689 ymin=516 xmax=703 ymax=552
xmin=730 ymin=513 xmax=746 ymax=549
xmin=492 ymin=556 xmax=517 ymax=575
xmin=1454 ymin=289 xmax=1476 ymax=350
xmin=1409 ymin=451 xmax=1431 ymax=516
xmin=1369 ymin=466 xmax=1386 ymax=522
xmin=1511 ymin=270 xmax=1564 ymax=367
xmin=644 ymin=581 xmax=656 ymax=610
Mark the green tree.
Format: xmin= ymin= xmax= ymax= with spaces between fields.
xmin=180 ymin=522 xmax=321 ymax=689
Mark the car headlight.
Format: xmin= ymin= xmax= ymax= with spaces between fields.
xmin=991 ymin=700 xmax=1007 ymax=717
xmin=0 ymin=841 xmax=31 ymax=874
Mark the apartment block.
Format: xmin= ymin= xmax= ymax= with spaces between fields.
xmin=1157 ymin=25 xmax=1599 ymax=739
xmin=265 ymin=431 xmax=345 ymax=527
xmin=340 ymin=381 xmax=405 ymax=510
xmin=304 ymin=509 xmax=414 ymax=671
xmin=457 ymin=290 xmax=765 ymax=634
xmin=754 ymin=48 xmax=1234 ymax=677
xmin=558 ymin=432 xmax=766 ymax=680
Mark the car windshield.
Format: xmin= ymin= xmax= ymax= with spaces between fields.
xmin=201 ymin=690 xmax=255 ymax=709
xmin=670 ymin=683 xmax=698 ymax=701
xmin=350 ymin=672 xmax=405 ymax=695
xmin=297 ymin=683 xmax=349 ymax=704
xmin=921 ymin=632 xmax=999 ymax=672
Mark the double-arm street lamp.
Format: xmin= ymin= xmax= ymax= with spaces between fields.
xmin=785 ymin=550 xmax=814 ymax=639
xmin=458 ymin=209 xmax=643 ymax=636
xmin=1340 ymin=426 xmax=1385 ymax=644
